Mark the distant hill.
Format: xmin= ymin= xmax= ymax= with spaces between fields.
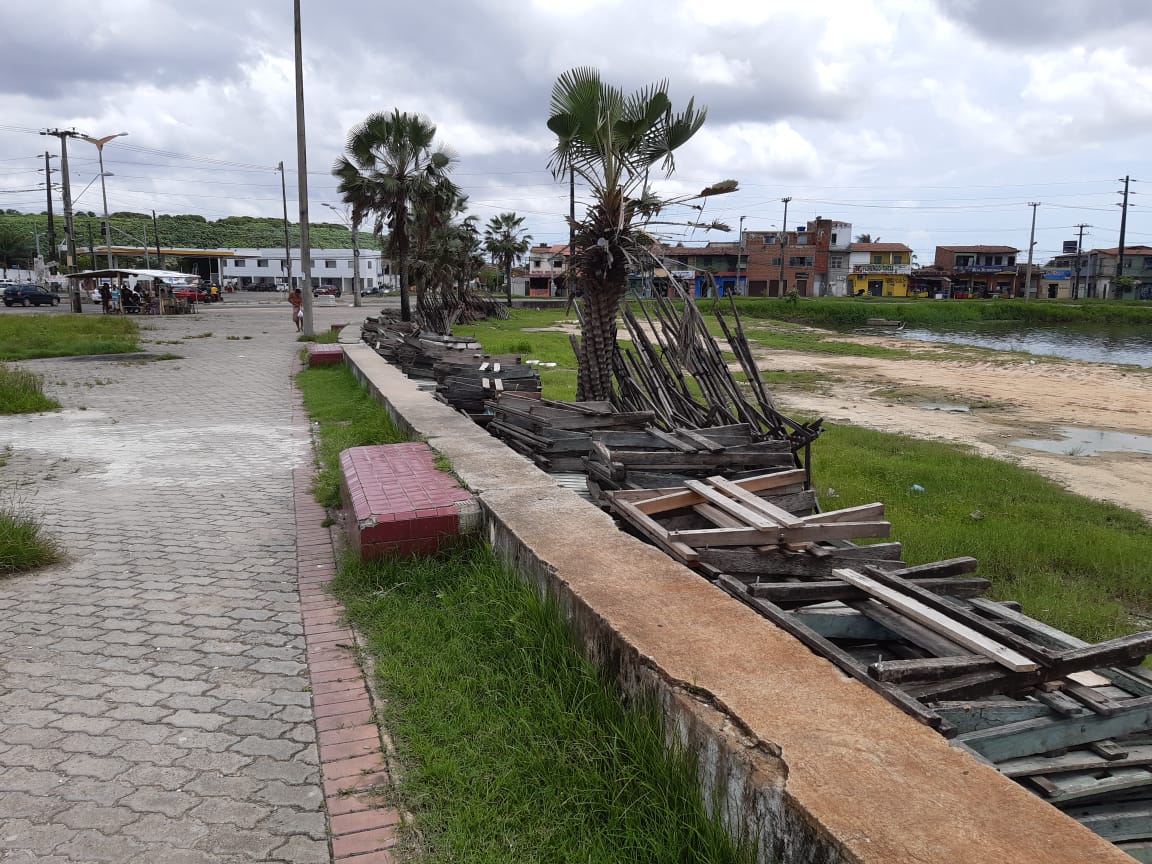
xmin=0 ymin=209 xmax=380 ymax=265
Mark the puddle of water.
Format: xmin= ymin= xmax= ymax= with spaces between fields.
xmin=1012 ymin=426 xmax=1152 ymax=457
xmin=915 ymin=402 xmax=971 ymax=413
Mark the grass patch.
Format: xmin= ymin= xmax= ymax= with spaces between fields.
xmin=295 ymin=362 xmax=407 ymax=506
xmin=333 ymin=542 xmax=753 ymax=864
xmin=812 ymin=423 xmax=1152 ymax=641
xmin=0 ymin=314 xmax=138 ymax=360
xmin=153 ymin=353 xmax=183 ymax=361
xmin=0 ymin=364 xmax=59 ymax=414
xmin=188 ymin=331 xmax=214 ymax=339
xmin=298 ymin=330 xmax=340 ymax=344
xmin=0 ymin=496 xmax=61 ymax=575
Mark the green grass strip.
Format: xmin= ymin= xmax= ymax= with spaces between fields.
xmin=295 ymin=362 xmax=408 ymax=507
xmin=0 ymin=363 xmax=59 ymax=414
xmin=0 ymin=314 xmax=138 ymax=360
xmin=332 ymin=542 xmax=753 ymax=864
xmin=812 ymin=423 xmax=1152 ymax=642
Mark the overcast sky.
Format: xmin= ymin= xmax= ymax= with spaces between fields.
xmin=2 ymin=0 xmax=1150 ymax=263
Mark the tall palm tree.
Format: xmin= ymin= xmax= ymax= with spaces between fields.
xmin=332 ymin=110 xmax=458 ymax=322
xmin=483 ymin=213 xmax=531 ymax=307
xmin=547 ymin=68 xmax=709 ymax=401
xmin=854 ymin=233 xmax=880 ymax=244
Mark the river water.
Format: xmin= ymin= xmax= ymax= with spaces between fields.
xmin=863 ymin=321 xmax=1152 ymax=367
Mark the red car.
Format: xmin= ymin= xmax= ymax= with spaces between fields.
xmin=173 ymin=286 xmax=210 ymax=302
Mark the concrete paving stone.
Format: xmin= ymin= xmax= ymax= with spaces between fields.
xmin=120 ymin=787 xmax=201 ymax=818
xmin=152 ymin=678 xmax=216 ymax=696
xmin=0 ymin=691 xmax=61 ymax=710
xmin=0 ymin=725 xmax=66 ymax=747
xmin=232 ymin=736 xmax=306 ymax=759
xmin=111 ymin=740 xmax=191 ymax=764
xmin=252 ymin=780 xmax=325 ymax=810
xmin=53 ymin=829 xmax=150 ymax=862
xmin=117 ymin=762 xmax=197 ymax=790
xmin=0 ymin=819 xmax=68 ymax=854
xmin=125 ymin=848 xmax=227 ymax=864
xmin=269 ymin=689 xmax=313 ymax=707
xmin=56 ymin=753 xmax=133 ymax=781
xmin=245 ymin=757 xmax=320 ymax=785
xmin=56 ymin=801 xmax=140 ymax=832
xmin=162 ymin=694 xmax=225 ymax=713
xmin=0 ymin=790 xmax=71 ymax=821
xmin=174 ymin=749 xmax=254 ymax=775
xmin=57 ymin=732 xmax=129 ymax=755
xmin=103 ymin=719 xmax=177 ymax=744
xmin=1 ymin=744 xmax=71 ymax=770
xmin=119 ymin=812 xmax=213 ymax=846
xmin=0 ymin=767 xmax=66 ymax=795
xmin=56 ymin=778 xmax=135 ymax=806
xmin=222 ymin=717 xmax=292 ymax=739
xmin=165 ymin=709 xmax=231 ymax=730
xmin=168 ymin=728 xmax=242 ymax=752
xmin=270 ymin=835 xmax=332 ymax=864
xmin=251 ymin=660 xmax=308 ymax=676
xmin=217 ymin=700 xmax=280 ymax=720
xmin=106 ymin=705 xmax=173 ymax=723
xmin=286 ymin=724 xmax=318 ymax=745
xmin=188 ymin=797 xmax=273 ymax=828
xmin=194 ymin=827 xmax=287 ymax=861
xmin=262 ymin=806 xmax=329 ymax=840
xmin=182 ymin=771 xmax=266 ymax=799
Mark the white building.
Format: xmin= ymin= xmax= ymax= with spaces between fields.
xmin=219 ymin=247 xmax=397 ymax=293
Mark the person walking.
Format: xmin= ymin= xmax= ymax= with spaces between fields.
xmin=288 ymin=287 xmax=303 ymax=332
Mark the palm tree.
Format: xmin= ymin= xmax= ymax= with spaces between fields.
xmin=333 ymin=110 xmax=458 ymax=322
xmin=854 ymin=233 xmax=880 ymax=244
xmin=547 ymin=67 xmax=710 ymax=401
xmin=483 ymin=213 xmax=531 ymax=307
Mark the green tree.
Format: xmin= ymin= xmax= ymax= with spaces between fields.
xmin=483 ymin=213 xmax=531 ymax=307
xmin=333 ymin=110 xmax=458 ymax=322
xmin=546 ymin=68 xmax=710 ymax=400
xmin=854 ymin=233 xmax=880 ymax=244
xmin=0 ymin=221 xmax=35 ymax=271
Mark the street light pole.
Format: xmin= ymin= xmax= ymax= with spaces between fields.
xmin=80 ymin=133 xmax=128 ymax=271
xmin=778 ymin=197 xmax=792 ymax=296
xmin=293 ymin=0 xmax=315 ymax=337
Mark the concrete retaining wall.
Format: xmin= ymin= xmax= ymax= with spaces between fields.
xmin=343 ymin=342 xmax=1131 ymax=864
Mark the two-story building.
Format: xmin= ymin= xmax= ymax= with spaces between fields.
xmin=526 ymin=244 xmax=569 ymax=296
xmin=1050 ymin=246 xmax=1152 ymax=299
xmin=657 ymin=242 xmax=742 ymax=296
xmin=934 ymin=246 xmax=1018 ymax=298
xmin=741 ymin=218 xmax=852 ymax=297
xmin=847 ymin=243 xmax=914 ymax=296
xmin=219 ymin=247 xmax=396 ymax=293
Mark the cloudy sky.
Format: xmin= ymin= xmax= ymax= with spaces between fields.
xmin=2 ymin=0 xmax=1150 ymax=263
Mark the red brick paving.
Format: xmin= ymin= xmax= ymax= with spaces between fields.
xmin=293 ymin=387 xmax=400 ymax=863
xmin=308 ymin=344 xmax=345 ymax=366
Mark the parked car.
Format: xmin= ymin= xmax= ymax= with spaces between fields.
xmin=174 ymin=286 xmax=211 ymax=303
xmin=313 ymin=285 xmax=342 ymax=298
xmin=89 ymin=287 xmax=121 ymax=305
xmin=3 ymin=284 xmax=60 ymax=307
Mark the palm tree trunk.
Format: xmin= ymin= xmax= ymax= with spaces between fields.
xmin=505 ymin=263 xmax=512 ymax=307
xmin=399 ymin=255 xmax=411 ymax=322
xmin=575 ymin=280 xmax=624 ymax=401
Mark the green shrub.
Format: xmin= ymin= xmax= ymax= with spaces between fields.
xmin=0 ymin=363 xmax=59 ymax=414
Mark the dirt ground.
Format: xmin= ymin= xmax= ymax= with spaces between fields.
xmin=751 ymin=334 xmax=1152 ymax=522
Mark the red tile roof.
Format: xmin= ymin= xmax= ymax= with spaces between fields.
xmin=937 ymin=245 xmax=1019 ymax=253
xmin=1086 ymin=246 xmax=1152 ymax=256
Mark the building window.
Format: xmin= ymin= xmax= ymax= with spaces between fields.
xmin=553 ymin=259 xmax=563 ymax=268
xmin=367 ymin=278 xmax=374 ymax=288
xmin=830 ymin=233 xmax=838 ymax=245
xmin=1007 ymin=256 xmax=1016 ymax=266
xmin=257 ymin=259 xmax=269 ymax=268
xmin=893 ymin=254 xmax=903 ymax=265
xmin=279 ymin=259 xmax=286 ymax=268
xmin=829 ymin=255 xmax=842 ymax=269
xmin=955 ymin=255 xmax=972 ymax=267
xmin=762 ymin=233 xmax=777 ymax=244
xmin=796 ymin=234 xmax=808 ymax=245
xmin=325 ymin=260 xmax=336 ymax=269
xmin=770 ymin=257 xmax=781 ymax=266
xmin=234 ymin=260 xmax=245 ymax=268
xmin=872 ymin=254 xmax=883 ymax=265
xmin=993 ymin=255 xmax=1003 ymax=265
xmin=532 ymin=259 xmax=542 ymax=269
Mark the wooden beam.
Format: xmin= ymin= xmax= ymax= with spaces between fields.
xmin=704 ymin=476 xmax=804 ymax=527
xmin=627 ymin=470 xmax=808 ymax=514
xmin=935 ymin=700 xmax=1053 ymax=735
xmin=997 ymin=743 xmax=1152 ymax=778
xmin=609 ymin=496 xmax=699 ymax=563
xmin=886 ymin=557 xmax=979 ymax=579
xmin=835 ymin=568 xmax=1040 ymax=672
xmin=683 ymin=480 xmax=782 ymax=530
xmin=868 ymin=654 xmax=999 ymax=684
xmin=798 ymin=503 xmax=886 ymax=525
xmin=749 ymin=576 xmax=991 ymax=606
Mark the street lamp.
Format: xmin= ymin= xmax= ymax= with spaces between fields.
xmin=323 ymin=202 xmax=362 ymax=308
xmin=80 ymin=132 xmax=128 ymax=270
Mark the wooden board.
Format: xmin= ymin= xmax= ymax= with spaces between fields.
xmin=834 ymin=568 xmax=1040 ymax=672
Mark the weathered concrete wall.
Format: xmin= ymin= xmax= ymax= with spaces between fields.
xmin=344 ymin=343 xmax=1132 ymax=864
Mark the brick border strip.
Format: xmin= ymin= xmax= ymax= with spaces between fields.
xmin=292 ymin=385 xmax=400 ymax=863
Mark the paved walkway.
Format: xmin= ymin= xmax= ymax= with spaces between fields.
xmin=0 ymin=304 xmax=362 ymax=863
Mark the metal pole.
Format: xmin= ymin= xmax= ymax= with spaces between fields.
xmin=1023 ymin=202 xmax=1039 ymax=300
xmin=279 ymin=161 xmax=292 ymax=291
xmin=96 ymin=145 xmax=114 ymax=270
xmin=1073 ymin=223 xmax=1088 ymax=300
xmin=142 ymin=221 xmax=150 ymax=268
xmin=778 ymin=197 xmax=791 ymax=295
xmin=738 ymin=214 xmax=745 ymax=296
xmin=351 ymin=212 xmax=362 ymax=307
xmin=1116 ymin=175 xmax=1130 ymax=299
xmin=292 ymin=0 xmax=314 ymax=336
xmin=43 ymin=151 xmax=57 ymax=259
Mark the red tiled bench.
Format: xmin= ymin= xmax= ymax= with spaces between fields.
xmin=339 ymin=443 xmax=478 ymax=559
xmin=308 ymin=344 xmax=344 ymax=366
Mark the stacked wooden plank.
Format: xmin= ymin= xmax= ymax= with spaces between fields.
xmin=486 ymin=393 xmax=654 ymax=472
xmin=434 ymin=361 xmax=542 ymax=415
xmin=360 ymin=316 xmax=419 ymax=363
xmin=584 ymin=424 xmax=797 ymax=496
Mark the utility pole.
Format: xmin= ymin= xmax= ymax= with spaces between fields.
xmin=278 ymin=162 xmax=293 ymax=290
xmin=351 ymin=212 xmax=362 ymax=307
xmin=778 ymin=197 xmax=792 ymax=296
xmin=292 ymin=0 xmax=315 ymax=336
xmin=738 ymin=215 xmax=746 ymax=296
xmin=42 ymin=151 xmax=57 ymax=259
xmin=1023 ymin=202 xmax=1040 ymax=300
xmin=41 ymin=128 xmax=83 ymax=312
xmin=569 ymin=166 xmax=575 ymax=297
xmin=1116 ymin=175 xmax=1131 ymax=299
xmin=1073 ymin=223 xmax=1089 ymax=300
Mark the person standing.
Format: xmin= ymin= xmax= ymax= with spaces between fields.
xmin=288 ymin=287 xmax=303 ymax=332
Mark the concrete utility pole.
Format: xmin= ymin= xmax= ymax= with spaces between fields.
xmin=278 ymin=162 xmax=293 ymax=290
xmin=80 ymin=132 xmax=128 ymax=270
xmin=1023 ymin=202 xmax=1040 ymax=300
xmin=41 ymin=152 xmax=57 ymax=259
xmin=1073 ymin=223 xmax=1089 ymax=300
xmin=738 ymin=215 xmax=746 ymax=296
xmin=1116 ymin=175 xmax=1131 ymax=298
xmin=778 ymin=197 xmax=792 ymax=295
xmin=292 ymin=0 xmax=315 ymax=336
xmin=41 ymin=128 xmax=84 ymax=311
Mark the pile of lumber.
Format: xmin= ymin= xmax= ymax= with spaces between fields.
xmin=360 ymin=316 xmax=419 ymax=363
xmin=585 ymin=425 xmax=797 ymax=497
xmin=434 ymin=361 xmax=541 ymax=417
xmin=417 ymin=283 xmax=509 ymax=332
xmin=602 ymin=470 xmax=1152 ymax=854
xmin=486 ymin=393 xmax=654 ymax=472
